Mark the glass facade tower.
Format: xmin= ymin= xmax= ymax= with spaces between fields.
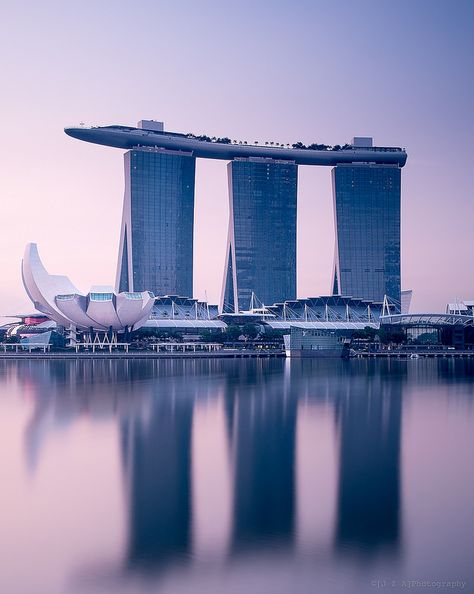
xmin=332 ymin=164 xmax=401 ymax=305
xmin=116 ymin=149 xmax=195 ymax=297
xmin=221 ymin=159 xmax=297 ymax=312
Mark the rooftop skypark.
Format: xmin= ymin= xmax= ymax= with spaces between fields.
xmin=93 ymin=127 xmax=404 ymax=152
xmin=65 ymin=122 xmax=407 ymax=167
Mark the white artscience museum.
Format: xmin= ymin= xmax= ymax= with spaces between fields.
xmin=22 ymin=243 xmax=154 ymax=334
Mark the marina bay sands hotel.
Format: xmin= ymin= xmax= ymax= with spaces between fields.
xmin=65 ymin=120 xmax=407 ymax=312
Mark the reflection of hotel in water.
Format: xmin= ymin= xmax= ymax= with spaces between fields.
xmin=12 ymin=358 xmax=406 ymax=570
xmin=334 ymin=365 xmax=402 ymax=555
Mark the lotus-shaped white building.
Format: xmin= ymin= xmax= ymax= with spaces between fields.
xmin=22 ymin=243 xmax=154 ymax=332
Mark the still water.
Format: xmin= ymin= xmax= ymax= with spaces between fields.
xmin=0 ymin=358 xmax=473 ymax=594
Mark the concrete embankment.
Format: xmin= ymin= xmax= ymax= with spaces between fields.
xmin=0 ymin=350 xmax=284 ymax=360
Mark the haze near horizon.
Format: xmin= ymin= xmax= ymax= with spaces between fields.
xmin=1 ymin=0 xmax=473 ymax=315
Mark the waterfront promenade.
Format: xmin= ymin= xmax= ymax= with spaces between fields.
xmin=1 ymin=348 xmax=473 ymax=360
xmin=355 ymin=349 xmax=474 ymax=359
xmin=0 ymin=348 xmax=284 ymax=360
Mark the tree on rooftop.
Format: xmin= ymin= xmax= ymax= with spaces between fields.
xmin=225 ymin=325 xmax=241 ymax=341
xmin=242 ymin=323 xmax=259 ymax=340
xmin=353 ymin=326 xmax=377 ymax=341
xmin=200 ymin=330 xmax=220 ymax=343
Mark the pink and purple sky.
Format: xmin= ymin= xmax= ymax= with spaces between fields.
xmin=1 ymin=0 xmax=473 ymax=316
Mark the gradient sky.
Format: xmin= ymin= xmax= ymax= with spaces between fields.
xmin=1 ymin=0 xmax=473 ymax=316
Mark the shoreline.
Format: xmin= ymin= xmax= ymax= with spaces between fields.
xmin=0 ymin=350 xmax=285 ymax=360
xmin=1 ymin=350 xmax=473 ymax=360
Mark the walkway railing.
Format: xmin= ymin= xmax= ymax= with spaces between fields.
xmin=73 ymin=342 xmax=129 ymax=353
xmin=0 ymin=343 xmax=51 ymax=353
xmin=149 ymin=342 xmax=222 ymax=353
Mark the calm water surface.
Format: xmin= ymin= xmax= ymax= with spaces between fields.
xmin=1 ymin=358 xmax=473 ymax=594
